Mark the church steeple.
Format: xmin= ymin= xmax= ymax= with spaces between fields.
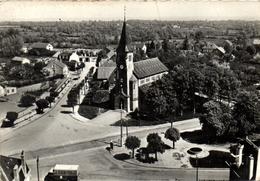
xmin=117 ymin=7 xmax=128 ymax=53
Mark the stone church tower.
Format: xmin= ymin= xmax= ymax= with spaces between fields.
xmin=113 ymin=18 xmax=134 ymax=112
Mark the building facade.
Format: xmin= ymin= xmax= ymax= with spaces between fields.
xmin=112 ymin=20 xmax=168 ymax=112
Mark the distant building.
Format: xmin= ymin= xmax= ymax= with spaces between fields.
xmin=11 ymin=57 xmax=30 ymax=65
xmin=229 ymin=138 xmax=260 ymax=181
xmin=0 ymin=85 xmax=17 ymax=97
xmin=20 ymin=46 xmax=28 ymax=54
xmin=31 ymin=42 xmax=53 ymax=51
xmin=0 ymin=151 xmax=31 ymax=181
xmin=44 ymin=164 xmax=79 ymax=181
xmin=69 ymin=52 xmax=80 ymax=63
xmin=253 ymin=38 xmax=260 ymax=46
xmin=213 ymin=46 xmax=226 ymax=57
xmin=202 ymin=42 xmax=218 ymax=53
xmin=43 ymin=60 xmax=69 ymax=77
xmin=58 ymin=51 xmax=73 ymax=62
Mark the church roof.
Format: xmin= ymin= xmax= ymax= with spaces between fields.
xmin=133 ymin=57 xmax=168 ymax=79
xmin=97 ymin=67 xmax=116 ymax=80
xmin=116 ymin=21 xmax=129 ymax=53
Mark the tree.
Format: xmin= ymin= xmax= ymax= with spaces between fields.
xmin=3 ymin=112 xmax=19 ymax=127
xmin=36 ymin=99 xmax=49 ymax=113
xmin=50 ymin=91 xmax=59 ymax=98
xmin=219 ymin=69 xmax=240 ymax=105
xmin=200 ymin=101 xmax=233 ymax=142
xmin=67 ymin=90 xmax=78 ymax=113
xmin=162 ymin=39 xmax=169 ymax=52
xmin=232 ymin=91 xmax=260 ymax=136
xmin=45 ymin=96 xmax=55 ymax=107
xmin=0 ymin=34 xmax=24 ymax=57
xmin=182 ymin=35 xmax=190 ymax=50
xmin=20 ymin=94 xmax=36 ymax=107
xmin=195 ymin=31 xmax=204 ymax=42
xmin=125 ymin=136 xmax=141 ymax=158
xmin=188 ymin=67 xmax=205 ymax=114
xmin=164 ymin=127 xmax=180 ymax=149
xmin=146 ymin=133 xmax=165 ymax=160
xmin=145 ymin=85 xmax=168 ymax=117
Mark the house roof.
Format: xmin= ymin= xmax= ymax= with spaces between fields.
xmin=54 ymin=164 xmax=79 ymax=171
xmin=97 ymin=67 xmax=116 ymax=80
xmin=133 ymin=57 xmax=168 ymax=79
xmin=31 ymin=42 xmax=51 ymax=49
xmin=46 ymin=60 xmax=67 ymax=69
xmin=100 ymin=59 xmax=116 ymax=67
xmin=0 ymin=155 xmax=29 ymax=181
xmin=215 ymin=46 xmax=226 ymax=54
xmin=253 ymin=39 xmax=260 ymax=45
xmin=12 ymin=57 xmax=30 ymax=62
xmin=52 ymin=51 xmax=61 ymax=58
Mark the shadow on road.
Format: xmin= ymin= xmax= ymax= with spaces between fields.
xmin=60 ymin=111 xmax=73 ymax=114
xmin=114 ymin=153 xmax=131 ymax=161
xmin=61 ymin=104 xmax=70 ymax=108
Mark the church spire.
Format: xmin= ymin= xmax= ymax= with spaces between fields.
xmin=117 ymin=6 xmax=128 ymax=53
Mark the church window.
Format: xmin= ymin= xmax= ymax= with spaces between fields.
xmin=140 ymin=79 xmax=145 ymax=85
xmin=146 ymin=77 xmax=150 ymax=82
xmin=152 ymin=76 xmax=156 ymax=81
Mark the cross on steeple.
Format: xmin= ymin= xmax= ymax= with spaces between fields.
xmin=124 ymin=5 xmax=126 ymax=22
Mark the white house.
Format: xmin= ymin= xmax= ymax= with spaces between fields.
xmin=12 ymin=57 xmax=31 ymax=65
xmin=31 ymin=42 xmax=53 ymax=51
xmin=0 ymin=85 xmax=17 ymax=97
xmin=69 ymin=52 xmax=80 ymax=63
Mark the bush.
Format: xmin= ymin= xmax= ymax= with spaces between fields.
xmin=36 ymin=99 xmax=49 ymax=113
xmin=20 ymin=94 xmax=36 ymax=107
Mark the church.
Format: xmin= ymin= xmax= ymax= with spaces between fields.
xmin=108 ymin=18 xmax=168 ymax=112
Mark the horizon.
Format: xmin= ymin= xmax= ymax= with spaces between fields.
xmin=0 ymin=1 xmax=260 ymax=22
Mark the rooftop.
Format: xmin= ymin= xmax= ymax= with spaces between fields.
xmin=97 ymin=67 xmax=116 ymax=80
xmin=133 ymin=57 xmax=168 ymax=79
xmin=31 ymin=42 xmax=52 ymax=49
xmin=54 ymin=164 xmax=79 ymax=171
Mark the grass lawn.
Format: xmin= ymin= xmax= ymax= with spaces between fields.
xmin=25 ymin=88 xmax=48 ymax=98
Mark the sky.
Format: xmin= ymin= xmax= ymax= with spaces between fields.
xmin=0 ymin=0 xmax=260 ymax=21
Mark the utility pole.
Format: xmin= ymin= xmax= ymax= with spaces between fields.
xmin=36 ymin=156 xmax=40 ymax=181
xmin=196 ymin=154 xmax=198 ymax=181
xmin=120 ymin=101 xmax=123 ymax=147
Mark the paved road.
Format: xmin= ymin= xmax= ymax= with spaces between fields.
xmin=25 ymin=146 xmax=229 ymax=181
xmin=0 ymin=62 xmax=226 ymax=181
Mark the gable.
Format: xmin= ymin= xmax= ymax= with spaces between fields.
xmin=133 ymin=57 xmax=168 ymax=79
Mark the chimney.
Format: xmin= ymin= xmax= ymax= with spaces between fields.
xmin=21 ymin=150 xmax=27 ymax=174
